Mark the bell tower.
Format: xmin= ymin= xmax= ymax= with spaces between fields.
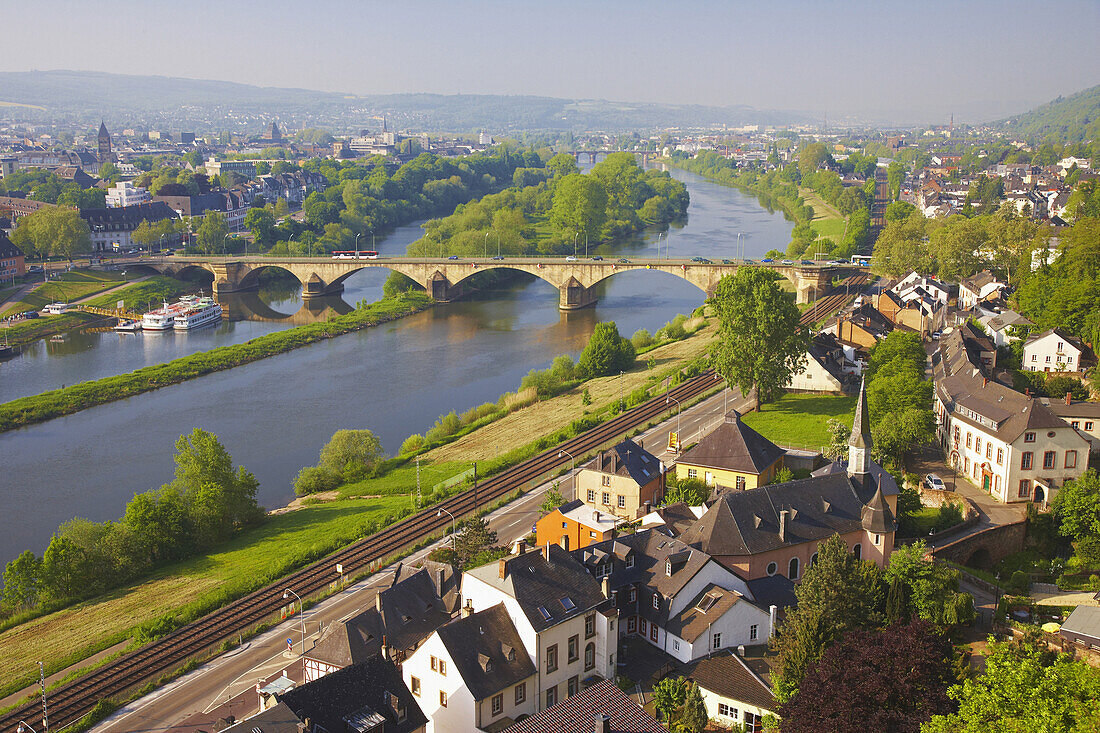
xmin=848 ymin=377 xmax=872 ymax=477
xmin=98 ymin=121 xmax=112 ymax=162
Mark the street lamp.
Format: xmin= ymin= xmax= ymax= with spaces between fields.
xmin=618 ymin=370 xmax=625 ymax=411
xmin=484 ymin=231 xmax=490 ymax=258
xmin=355 ymin=233 xmax=362 ymax=258
xmin=16 ymin=721 xmax=38 ymax=733
xmin=282 ymin=589 xmax=307 ymax=656
xmin=437 ymin=507 xmax=457 ymax=552
xmin=573 ymin=232 xmax=579 ymax=257
xmin=558 ymin=449 xmax=576 ymax=500
xmin=666 ymin=394 xmax=682 ymax=444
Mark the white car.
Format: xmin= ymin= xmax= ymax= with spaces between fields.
xmin=565 ymin=256 xmax=577 ymax=261
xmin=924 ymin=473 xmax=948 ymax=491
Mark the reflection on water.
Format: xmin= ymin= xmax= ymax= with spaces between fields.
xmin=0 ymin=167 xmax=794 ymax=565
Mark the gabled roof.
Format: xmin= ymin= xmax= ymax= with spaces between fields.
xmin=583 ymin=437 xmax=662 ymax=486
xmin=1024 ymin=328 xmax=1085 ymax=353
xmin=435 ymin=603 xmax=536 ymax=701
xmin=681 ymin=650 xmax=775 ymax=712
xmin=465 ymin=544 xmax=608 ymax=632
xmin=677 ymin=410 xmax=784 ymax=475
xmin=664 ymin=583 xmax=745 ymax=642
xmin=503 ymin=679 xmax=667 ymax=733
xmin=0 ymin=231 xmax=24 ymax=259
xmin=278 ymin=656 xmax=426 ymax=733
xmin=222 ymin=701 xmax=303 ymax=733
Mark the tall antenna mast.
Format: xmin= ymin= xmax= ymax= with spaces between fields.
xmin=39 ymin=661 xmax=49 ymax=733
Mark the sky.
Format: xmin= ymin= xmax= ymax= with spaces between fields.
xmin=4 ymin=0 xmax=1099 ymax=124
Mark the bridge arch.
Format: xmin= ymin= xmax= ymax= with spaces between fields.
xmin=236 ymin=263 xmax=304 ymax=291
xmin=584 ymin=265 xmax=711 ymax=299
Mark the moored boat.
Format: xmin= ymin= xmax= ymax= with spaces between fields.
xmin=173 ymin=296 xmax=223 ymax=330
xmin=114 ymin=319 xmax=141 ymax=333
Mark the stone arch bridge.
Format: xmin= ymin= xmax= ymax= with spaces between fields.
xmin=139 ymin=256 xmax=860 ymax=310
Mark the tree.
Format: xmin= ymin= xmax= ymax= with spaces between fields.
xmin=663 ymin=478 xmax=709 ymax=506
xmin=680 ymin=682 xmax=708 ymax=733
xmin=195 ymin=211 xmax=229 ymax=255
xmin=798 ymin=142 xmax=832 ymax=178
xmin=549 ymin=173 xmax=607 ymax=244
xmin=923 ymin=636 xmax=1100 ymax=733
xmin=772 ymin=535 xmax=885 ymax=702
xmin=780 ymin=619 xmax=955 ymax=733
xmin=871 ymin=212 xmax=931 ymax=277
xmin=1051 ymin=470 xmax=1100 ymax=545
xmin=2 ymin=550 xmax=42 ymax=609
xmin=318 ymin=429 xmax=385 ymax=481
xmin=546 ymin=153 xmax=580 ymax=177
xmin=884 ymin=541 xmax=975 ymax=627
xmin=709 ymin=267 xmax=808 ymax=407
xmin=577 ymin=322 xmax=635 ymax=378
xmin=653 ymin=677 xmax=688 ymax=724
xmin=244 ymin=207 xmax=276 ymax=247
xmin=453 ymin=517 xmax=498 ymax=568
xmin=10 ymin=206 xmax=92 ymax=260
xmin=539 ymin=487 xmax=566 ymax=515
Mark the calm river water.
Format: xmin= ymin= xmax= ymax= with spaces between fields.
xmin=0 ymin=168 xmax=792 ymax=564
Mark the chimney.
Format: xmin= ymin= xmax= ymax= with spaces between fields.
xmin=1066 ymin=391 xmax=1072 ymax=405
xmin=461 ymin=599 xmax=473 ymax=619
xmin=602 ymin=576 xmax=611 ymax=599
xmin=511 ymin=538 xmax=527 ymax=555
xmin=737 ymin=644 xmax=746 ymax=657
xmin=983 ymin=377 xmax=988 ymax=387
xmin=779 ymin=510 xmax=789 ymax=542
xmin=594 ymin=510 xmax=600 ymax=523
xmin=297 ymin=722 xmax=308 ymax=733
xmin=769 ymin=605 xmax=778 ymax=637
xmin=544 ymin=543 xmax=551 ymax=562
xmin=499 ymin=557 xmax=509 ymax=579
xmin=376 ymin=592 xmax=382 ymax=613
xmin=437 ymin=567 xmax=446 ymax=595
xmin=594 ymin=713 xmax=611 ymax=733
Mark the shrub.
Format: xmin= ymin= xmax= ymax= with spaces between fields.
xmin=293 ymin=466 xmax=341 ymax=496
xmin=581 ymin=388 xmax=592 ymax=405
xmin=1009 ymin=570 xmax=1030 ymax=594
xmin=631 ymin=329 xmax=654 ymax=349
xmin=400 ymin=433 xmax=425 ymax=455
xmin=319 ymin=429 xmax=385 ymax=481
xmin=935 ymin=501 xmax=964 ymax=530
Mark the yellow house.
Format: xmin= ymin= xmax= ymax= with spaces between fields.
xmin=675 ymin=410 xmax=784 ymax=491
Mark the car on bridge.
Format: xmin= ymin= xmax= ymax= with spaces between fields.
xmin=782 ymin=259 xmax=794 ymax=265
xmin=762 ymin=258 xmax=774 ymax=263
xmin=591 ymin=255 xmax=603 ymax=261
xmin=617 ymin=258 xmax=630 ymax=263
xmin=490 ymin=255 xmax=505 ymax=260
xmin=565 ymin=256 xmax=577 ymax=261
xmin=448 ymin=255 xmax=459 ymax=260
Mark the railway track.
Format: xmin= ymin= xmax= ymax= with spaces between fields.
xmin=799 ymin=274 xmax=869 ymax=326
xmin=1 ymin=368 xmax=720 ymax=733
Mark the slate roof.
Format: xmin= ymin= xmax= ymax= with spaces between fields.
xmin=466 ymin=544 xmax=608 ymax=633
xmin=646 ymin=502 xmax=700 ymax=536
xmin=0 ymin=231 xmax=24 ymax=259
xmin=959 ymin=270 xmax=1002 ymax=294
xmin=222 ymin=701 xmax=303 ymax=733
xmin=435 ymin=603 xmax=536 ymax=701
xmin=80 ymin=201 xmax=177 ymax=230
xmin=848 ymin=379 xmax=871 ymax=450
xmin=984 ymin=310 xmax=1032 ymax=332
xmin=664 ymin=583 xmax=744 ymax=642
xmin=677 ymin=410 xmax=784 ymax=475
xmin=1060 ymin=605 xmax=1100 ymax=645
xmin=583 ymin=437 xmax=663 ymax=486
xmin=502 ymin=679 xmax=668 ymax=733
xmin=743 ymin=576 xmax=796 ymax=610
xmin=1024 ymin=327 xmax=1085 ymax=353
xmin=679 ymin=470 xmax=896 ymax=558
xmin=278 ymin=656 xmax=426 ymax=733
xmin=681 ymin=650 xmax=775 ymax=712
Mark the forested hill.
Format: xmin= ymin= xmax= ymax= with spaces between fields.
xmin=996 ymin=84 xmax=1100 ymax=144
xmin=0 ymin=70 xmax=810 ymax=132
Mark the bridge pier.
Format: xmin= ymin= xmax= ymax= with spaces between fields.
xmin=210 ymin=262 xmax=258 ymax=296
xmin=301 ymin=273 xmax=343 ymax=299
xmin=792 ymin=269 xmax=832 ymax=305
xmin=559 ymin=278 xmax=598 ymax=310
xmin=427 ymin=272 xmax=464 ymax=302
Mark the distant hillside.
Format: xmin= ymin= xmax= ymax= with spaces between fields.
xmin=0 ymin=70 xmax=810 ymax=133
xmin=996 ymin=84 xmax=1100 ymax=143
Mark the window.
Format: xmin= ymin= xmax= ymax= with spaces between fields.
xmin=974 ymin=436 xmax=981 ymax=453
xmin=1021 ymin=452 xmax=1033 ymax=470
xmin=1025 ymin=432 xmax=1036 ymax=443
xmin=560 ymin=597 xmax=576 ymax=612
xmin=687 ymin=468 xmax=697 ymax=479
xmin=1018 ymin=480 xmax=1031 ymax=499
xmin=587 ymin=489 xmax=595 ymax=502
xmin=438 ymin=659 xmax=446 ymax=676
xmin=626 ymin=555 xmax=635 ymax=569
xmin=430 ymin=656 xmax=437 ymax=672
xmin=712 ymin=632 xmax=722 ymax=650
xmin=1031 ymin=354 xmax=1037 ymax=362
xmin=410 ymin=676 xmax=421 ymax=696
xmin=492 ymin=693 xmax=503 ymax=716
xmin=627 ymin=616 xmax=637 ymax=633
xmin=964 ymin=457 xmax=970 ymax=473
xmin=1071 ymin=421 xmax=1080 ymax=429
xmin=650 ymin=623 xmax=658 ymax=642
xmin=1066 ymin=450 xmax=1078 ymax=469
xmin=750 ymin=624 xmax=758 ymax=641
xmin=1086 ymin=422 xmax=1094 ymax=431
xmin=568 ymin=635 xmax=579 ymax=663
xmin=853 ymin=543 xmax=862 ymax=560
xmin=986 ymin=444 xmax=992 ymax=460
xmin=966 ymin=432 xmax=972 ymax=449
xmin=953 ymin=426 xmax=960 ymax=445
xmin=766 ymin=562 xmax=777 ymax=576
xmin=546 ymin=686 xmax=557 ymax=708
xmin=652 ymin=593 xmax=660 ymax=610
xmin=629 ymin=588 xmax=637 ymax=603
xmin=585 ymin=642 xmax=595 ymax=670
xmin=1043 ymin=451 xmax=1056 ymax=470
xmin=439 ymin=690 xmax=447 ymax=708
xmin=602 ymin=492 xmax=610 ymax=505
xmin=546 ymin=644 xmax=558 ymax=673
xmin=874 ymin=533 xmax=881 ymax=546
xmin=585 ymin=613 xmax=596 ymax=639
xmin=640 ymin=618 xmax=648 ymax=634
xmin=601 ymin=475 xmax=611 ymax=487
xmin=788 ymin=557 xmax=799 ymax=580
xmin=718 ymin=703 xmax=738 ymax=719
xmin=745 ymin=711 xmax=762 ymax=732
xmin=673 ymin=639 xmax=680 ymax=651
xmin=568 ymin=676 xmax=578 ymax=697
xmin=736 ymin=475 xmax=747 ymax=491
xmin=810 ymin=552 xmax=818 ymax=567
xmin=515 ymin=682 xmax=526 ymax=705
xmin=1046 ymin=356 xmax=1052 ymax=363
xmin=997 ymin=447 xmax=1003 ymax=465
xmin=618 ymin=495 xmax=626 ymax=508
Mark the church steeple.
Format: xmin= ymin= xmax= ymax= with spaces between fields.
xmin=97 ymin=121 xmax=111 ymax=161
xmin=847 ymin=377 xmax=872 ymax=476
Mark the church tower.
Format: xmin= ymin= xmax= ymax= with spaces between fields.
xmin=847 ymin=377 xmax=872 ymax=477
xmin=98 ymin=121 xmax=112 ymax=161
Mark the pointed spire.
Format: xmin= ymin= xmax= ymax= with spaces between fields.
xmin=848 ymin=377 xmax=872 ymax=450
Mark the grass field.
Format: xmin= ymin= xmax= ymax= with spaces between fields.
xmin=741 ymin=393 xmax=856 ymax=450
xmin=0 ymin=494 xmax=411 ymax=697
xmin=0 ymin=269 xmax=127 ymax=317
xmin=799 ymin=188 xmax=848 ymax=243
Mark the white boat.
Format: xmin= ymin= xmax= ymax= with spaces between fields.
xmin=142 ymin=300 xmax=184 ymax=331
xmin=173 ymin=296 xmax=222 ymax=330
xmin=114 ymin=319 xmax=141 ymax=333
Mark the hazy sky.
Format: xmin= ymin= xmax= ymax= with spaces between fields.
xmin=5 ymin=0 xmax=1099 ymax=123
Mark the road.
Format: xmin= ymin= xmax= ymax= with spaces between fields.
xmin=91 ymin=385 xmax=751 ymax=733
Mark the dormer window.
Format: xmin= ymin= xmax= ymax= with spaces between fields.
xmin=626 ymin=554 xmax=635 ymax=569
xmin=652 ymin=593 xmax=660 ymax=610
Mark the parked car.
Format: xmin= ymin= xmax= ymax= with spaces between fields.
xmin=721 ymin=258 xmax=733 ymax=264
xmin=924 ymin=474 xmax=948 ymax=491
xmin=801 ymin=259 xmax=814 ymax=265
xmin=23 ymin=310 xmax=39 ymax=319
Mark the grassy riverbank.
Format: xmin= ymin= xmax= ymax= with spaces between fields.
xmin=0 ymin=291 xmax=433 ymax=433
xmin=0 ymin=269 xmax=127 ymax=317
xmin=0 ymin=315 xmax=719 ymax=698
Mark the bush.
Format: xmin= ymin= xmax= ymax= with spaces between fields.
xmin=935 ymin=501 xmax=964 ymax=531
xmin=1009 ymin=570 xmax=1030 ymax=594
xmin=293 ymin=466 xmax=341 ymax=496
xmin=319 ymin=429 xmax=385 ymax=481
xmin=577 ymin=322 xmax=635 ymax=378
xmin=631 ymin=329 xmax=654 ymax=349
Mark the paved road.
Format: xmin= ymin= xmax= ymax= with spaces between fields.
xmin=92 ymin=386 xmax=750 ymax=733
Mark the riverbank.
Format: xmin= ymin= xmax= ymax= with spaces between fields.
xmin=0 ymin=291 xmax=433 ymax=433
xmin=0 ymin=319 xmax=718 ymax=699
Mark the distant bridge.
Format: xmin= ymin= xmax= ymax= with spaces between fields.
xmin=562 ymin=149 xmax=661 ymax=164
xmin=137 ymin=255 xmax=864 ymax=311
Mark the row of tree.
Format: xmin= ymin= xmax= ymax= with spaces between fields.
xmin=864 ymin=331 xmax=936 ymax=469
xmin=2 ymin=430 xmax=263 ymax=612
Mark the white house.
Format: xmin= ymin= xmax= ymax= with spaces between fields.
xmin=787 ymin=333 xmax=848 ymax=394
xmin=460 ymin=543 xmax=617 ymax=712
xmin=682 ymin=650 xmax=776 ymax=733
xmin=573 ymin=530 xmax=775 ymax=665
xmin=105 ymin=181 xmax=151 ymax=208
xmin=1022 ymin=328 xmax=1089 ymax=373
xmin=958 ymin=270 xmax=1006 ymax=311
xmin=891 ymin=271 xmax=950 ymax=305
xmin=979 ymin=310 xmax=1033 ymax=348
xmin=402 ymin=603 xmax=537 ymax=733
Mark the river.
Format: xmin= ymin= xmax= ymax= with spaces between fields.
xmin=0 ymin=167 xmax=793 ymax=565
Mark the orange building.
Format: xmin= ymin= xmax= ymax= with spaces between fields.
xmin=0 ymin=232 xmax=25 ymax=280
xmin=536 ymin=499 xmax=623 ymax=551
